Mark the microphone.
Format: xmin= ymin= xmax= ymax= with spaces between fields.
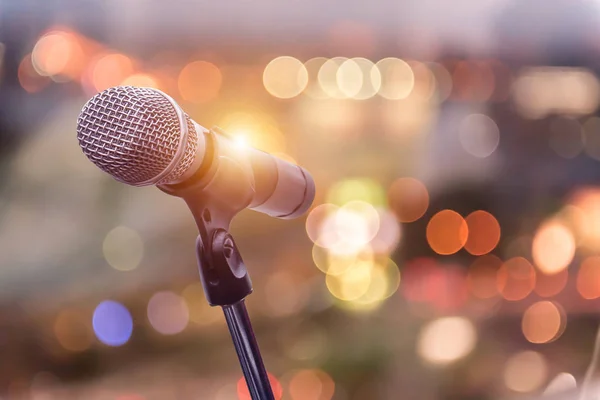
xmin=76 ymin=86 xmax=315 ymax=220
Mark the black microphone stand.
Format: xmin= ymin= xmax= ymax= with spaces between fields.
xmin=159 ymin=127 xmax=275 ymax=400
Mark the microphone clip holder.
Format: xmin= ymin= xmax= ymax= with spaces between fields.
xmin=159 ymin=127 xmax=275 ymax=400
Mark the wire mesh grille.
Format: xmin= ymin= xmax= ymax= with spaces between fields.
xmin=76 ymin=86 xmax=196 ymax=185
xmin=159 ymin=114 xmax=198 ymax=184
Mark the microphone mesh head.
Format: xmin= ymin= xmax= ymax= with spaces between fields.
xmin=76 ymin=86 xmax=198 ymax=186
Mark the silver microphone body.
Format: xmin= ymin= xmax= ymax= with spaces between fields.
xmin=76 ymin=86 xmax=315 ymax=219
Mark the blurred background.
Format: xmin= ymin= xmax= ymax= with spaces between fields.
xmin=2 ymin=0 xmax=600 ymax=398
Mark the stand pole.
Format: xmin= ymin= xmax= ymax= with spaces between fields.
xmin=223 ymin=300 xmax=275 ymax=400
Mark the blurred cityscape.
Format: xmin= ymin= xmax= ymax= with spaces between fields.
xmin=2 ymin=0 xmax=600 ymax=399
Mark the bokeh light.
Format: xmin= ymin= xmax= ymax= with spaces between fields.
xmin=403 ymin=261 xmax=468 ymax=312
xmin=336 ymin=58 xmax=380 ymax=100
xmin=312 ymin=244 xmax=374 ymax=276
xmin=103 ymin=226 xmax=144 ymax=271
xmin=92 ymin=300 xmax=133 ymax=347
xmin=549 ymin=117 xmax=584 ymax=159
xmin=569 ymin=188 xmax=600 ymax=250
xmin=512 ymin=68 xmax=600 ymax=118
xmin=32 ymin=30 xmax=81 ymax=78
xmin=464 ymin=211 xmax=501 ymax=255
xmin=543 ymin=373 xmax=577 ymax=395
xmin=121 ymin=73 xmax=159 ymax=88
xmin=263 ymin=56 xmax=308 ymax=99
xmin=54 ymin=310 xmax=93 ymax=352
xmin=375 ymin=58 xmax=414 ymax=100
xmin=426 ymin=210 xmax=469 ymax=255
xmin=318 ymin=57 xmax=348 ymax=99
xmin=554 ymin=204 xmax=588 ymax=246
xmin=429 ymin=62 xmax=453 ymax=102
xmin=18 ymin=54 xmax=50 ymax=93
xmin=577 ymin=256 xmax=600 ymax=299
xmin=326 ymin=259 xmax=372 ymax=301
xmin=289 ymin=369 xmax=335 ymax=400
xmin=313 ymin=201 xmax=380 ymax=252
xmin=277 ymin=321 xmax=329 ymax=362
xmin=147 ymin=291 xmax=189 ymax=335
xmin=532 ymin=221 xmax=575 ymax=274
xmin=451 ymin=61 xmax=495 ymax=102
xmin=346 ymin=258 xmax=401 ymax=311
xmin=327 ymin=178 xmax=387 ymax=207
xmin=388 ymin=177 xmax=429 ymax=223
xmin=407 ymin=61 xmax=436 ymax=101
xmin=522 ymin=301 xmax=566 ymax=344
xmin=303 ymin=57 xmax=329 ymax=99
xmin=497 ymin=257 xmax=536 ymax=301
xmin=459 ymin=114 xmax=500 ymax=158
xmin=306 ymin=204 xmax=340 ymax=247
xmin=264 ymin=270 xmax=308 ymax=317
xmin=237 ymin=372 xmax=282 ymax=400
xmin=178 ymin=60 xmax=222 ymax=103
xmin=535 ymin=269 xmax=568 ymax=297
xmin=370 ymin=208 xmax=401 ymax=254
xmin=181 ymin=282 xmax=223 ymax=326
xmin=583 ymin=117 xmax=600 ymax=160
xmin=336 ymin=59 xmax=362 ymax=98
xmin=333 ymin=201 xmax=380 ymax=248
xmin=417 ymin=317 xmax=477 ymax=365
xmin=504 ymin=351 xmax=548 ymax=393
xmin=467 ymin=255 xmax=502 ymax=299
xmin=91 ymin=53 xmax=134 ymax=92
